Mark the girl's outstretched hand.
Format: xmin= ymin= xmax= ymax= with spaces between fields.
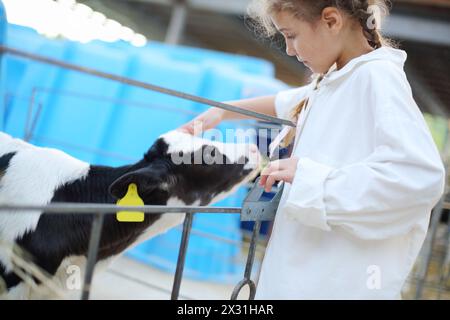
xmin=259 ymin=157 xmax=299 ymax=192
xmin=178 ymin=107 xmax=225 ymax=135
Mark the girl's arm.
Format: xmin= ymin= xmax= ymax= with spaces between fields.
xmin=222 ymin=95 xmax=277 ymax=120
xmin=178 ymin=95 xmax=276 ymax=134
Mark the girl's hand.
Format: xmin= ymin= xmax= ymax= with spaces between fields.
xmin=178 ymin=107 xmax=225 ymax=135
xmin=259 ymin=157 xmax=299 ymax=192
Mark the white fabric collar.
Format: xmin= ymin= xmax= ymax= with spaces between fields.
xmin=318 ymin=47 xmax=407 ymax=86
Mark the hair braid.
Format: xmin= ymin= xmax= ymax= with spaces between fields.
xmin=354 ymin=0 xmax=383 ymax=49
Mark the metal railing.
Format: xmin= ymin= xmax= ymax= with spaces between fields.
xmin=0 ymin=45 xmax=289 ymax=300
xmin=0 ymin=46 xmax=295 ymax=128
xmin=0 ymin=180 xmax=283 ymax=300
xmin=408 ymin=197 xmax=450 ymax=300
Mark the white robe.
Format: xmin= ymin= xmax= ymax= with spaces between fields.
xmin=255 ymin=47 xmax=446 ymax=300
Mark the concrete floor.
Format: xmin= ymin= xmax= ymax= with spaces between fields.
xmin=89 ymin=239 xmax=450 ymax=300
xmin=90 ymin=256 xmax=250 ymax=300
xmin=6 ymin=225 xmax=446 ymax=300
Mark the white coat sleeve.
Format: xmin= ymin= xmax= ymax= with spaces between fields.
xmin=282 ymin=67 xmax=446 ymax=240
xmin=274 ymin=85 xmax=310 ymax=120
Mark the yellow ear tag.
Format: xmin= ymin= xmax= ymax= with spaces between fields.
xmin=116 ymin=183 xmax=145 ymax=222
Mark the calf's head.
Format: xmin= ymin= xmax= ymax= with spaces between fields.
xmin=109 ymin=131 xmax=261 ymax=206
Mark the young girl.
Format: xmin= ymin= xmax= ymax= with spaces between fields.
xmin=179 ymin=0 xmax=445 ymax=299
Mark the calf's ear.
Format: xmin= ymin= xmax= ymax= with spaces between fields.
xmin=108 ymin=165 xmax=172 ymax=200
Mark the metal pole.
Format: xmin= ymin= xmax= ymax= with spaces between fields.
xmin=166 ymin=0 xmax=188 ymax=44
xmin=171 ymin=212 xmax=194 ymax=300
xmin=0 ymin=203 xmax=242 ymax=214
xmin=81 ymin=213 xmax=105 ymax=300
xmin=415 ymin=197 xmax=445 ymax=299
xmin=24 ymin=88 xmax=37 ymax=141
xmin=436 ymin=211 xmax=450 ymax=299
xmin=0 ymin=46 xmax=295 ymax=127
xmin=25 ymin=102 xmax=43 ymax=142
xmin=230 ymin=220 xmax=261 ymax=300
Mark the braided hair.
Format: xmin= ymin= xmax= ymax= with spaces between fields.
xmin=346 ymin=0 xmax=386 ymax=49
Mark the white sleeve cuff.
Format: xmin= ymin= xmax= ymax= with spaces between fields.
xmin=282 ymin=157 xmax=334 ymax=231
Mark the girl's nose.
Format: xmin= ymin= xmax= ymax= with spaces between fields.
xmin=285 ymin=44 xmax=296 ymax=57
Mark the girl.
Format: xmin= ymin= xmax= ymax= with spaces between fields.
xmin=179 ymin=0 xmax=445 ymax=299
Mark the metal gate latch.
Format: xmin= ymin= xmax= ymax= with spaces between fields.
xmin=231 ymin=177 xmax=284 ymax=300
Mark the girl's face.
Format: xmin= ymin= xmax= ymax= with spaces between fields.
xmin=271 ymin=9 xmax=343 ymax=74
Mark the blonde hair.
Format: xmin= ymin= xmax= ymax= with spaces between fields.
xmin=247 ymin=0 xmax=393 ymax=146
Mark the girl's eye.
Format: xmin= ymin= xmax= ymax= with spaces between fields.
xmin=286 ymin=34 xmax=296 ymax=40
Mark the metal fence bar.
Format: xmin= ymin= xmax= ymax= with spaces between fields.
xmin=0 ymin=44 xmax=289 ymax=301
xmin=0 ymin=204 xmax=242 ymax=214
xmin=31 ymin=87 xmax=200 ymax=117
xmin=415 ymin=201 xmax=444 ymax=299
xmin=0 ymin=180 xmax=283 ymax=300
xmin=22 ymin=87 xmax=271 ymax=164
xmin=0 ymin=201 xmax=276 ymax=300
xmin=0 ymin=204 xmax=240 ymax=299
xmin=230 ymin=220 xmax=261 ymax=300
xmin=0 ymin=46 xmax=295 ymax=127
xmin=24 ymin=87 xmax=37 ymax=142
xmin=23 ymin=86 xmax=202 ymax=144
xmin=81 ymin=213 xmax=105 ymax=300
xmin=436 ymin=215 xmax=450 ymax=299
xmin=25 ymin=102 xmax=43 ymax=143
xmin=171 ymin=212 xmax=194 ymax=300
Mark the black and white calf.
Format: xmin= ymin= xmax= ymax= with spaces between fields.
xmin=0 ymin=130 xmax=261 ymax=299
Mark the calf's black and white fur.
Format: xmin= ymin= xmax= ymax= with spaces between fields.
xmin=0 ymin=130 xmax=261 ymax=299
